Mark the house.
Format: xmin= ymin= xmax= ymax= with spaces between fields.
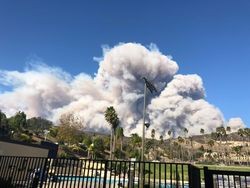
xmin=0 ymin=138 xmax=58 ymax=158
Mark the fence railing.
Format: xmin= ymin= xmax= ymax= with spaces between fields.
xmin=204 ymin=166 xmax=250 ymax=188
xmin=0 ymin=156 xmax=199 ymax=188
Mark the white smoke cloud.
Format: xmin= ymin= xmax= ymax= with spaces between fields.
xmin=148 ymin=74 xmax=225 ymax=137
xmin=227 ymin=118 xmax=246 ymax=132
xmin=0 ymin=43 xmax=246 ymax=137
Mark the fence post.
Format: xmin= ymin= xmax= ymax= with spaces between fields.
xmin=188 ymin=164 xmax=201 ymax=188
xmin=204 ymin=166 xmax=213 ymax=188
xmin=103 ymin=160 xmax=108 ymax=188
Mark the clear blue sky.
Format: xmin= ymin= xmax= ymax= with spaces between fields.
xmin=0 ymin=1 xmax=249 ymax=127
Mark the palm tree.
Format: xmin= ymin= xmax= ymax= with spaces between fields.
xmin=216 ymin=126 xmax=226 ymax=145
xmin=200 ymin=128 xmax=205 ymax=135
xmin=216 ymin=126 xmax=226 ymax=163
xmin=178 ymin=136 xmax=185 ymax=161
xmin=183 ymin=127 xmax=189 ymax=146
xmin=237 ymin=128 xmax=245 ymax=146
xmin=200 ymin=128 xmax=206 ymax=152
xmin=130 ymin=133 xmax=142 ymax=147
xmin=168 ymin=130 xmax=173 ymax=160
xmin=183 ymin=128 xmax=188 ymax=137
xmin=104 ymin=106 xmax=119 ymax=159
xmin=160 ymin=135 xmax=164 ymax=144
xmin=151 ymin=129 xmax=155 ymax=140
xmin=243 ymin=128 xmax=250 ymax=165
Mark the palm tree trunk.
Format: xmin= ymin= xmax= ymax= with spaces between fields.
xmin=113 ymin=129 xmax=116 ymax=159
xmin=110 ymin=129 xmax=113 ymax=160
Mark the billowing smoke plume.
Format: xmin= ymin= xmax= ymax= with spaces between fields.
xmin=0 ymin=43 xmax=246 ymax=137
xmin=227 ymin=118 xmax=246 ymax=132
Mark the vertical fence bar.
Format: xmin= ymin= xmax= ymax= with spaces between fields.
xmin=170 ymin=164 xmax=173 ymax=187
xmin=181 ymin=164 xmax=184 ymax=188
xmin=102 ymin=160 xmax=108 ymax=188
xmin=176 ymin=164 xmax=179 ymax=188
xmin=244 ymin=176 xmax=247 ymax=188
xmin=2 ymin=156 xmax=10 ymax=180
xmin=93 ymin=160 xmax=98 ymax=188
xmin=204 ymin=167 xmax=213 ymax=188
xmin=85 ymin=159 xmax=90 ymax=188
xmin=108 ymin=161 xmax=112 ymax=188
xmin=233 ymin=175 xmax=236 ymax=187
xmin=118 ymin=161 xmax=121 ymax=188
xmin=90 ymin=159 xmax=95 ymax=188
xmin=10 ymin=156 xmax=18 ymax=187
xmin=61 ymin=158 xmax=67 ymax=188
xmin=159 ymin=162 xmax=161 ymax=187
xmin=128 ymin=161 xmax=131 ymax=188
xmin=164 ymin=163 xmax=167 ymax=187
xmin=72 ymin=159 xmax=79 ymax=187
xmin=51 ymin=158 xmax=56 ymax=188
xmin=58 ymin=158 xmax=65 ymax=188
xmin=153 ymin=162 xmax=155 ymax=188
xmin=113 ymin=161 xmax=117 ymax=188
xmin=148 ymin=162 xmax=151 ymax=187
xmin=77 ymin=159 xmax=83 ymax=188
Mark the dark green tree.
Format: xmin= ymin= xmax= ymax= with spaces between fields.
xmin=8 ymin=111 xmax=27 ymax=132
xmin=0 ymin=110 xmax=9 ymax=137
xmin=116 ymin=127 xmax=124 ymax=152
xmin=27 ymin=117 xmax=53 ymax=134
xmin=104 ymin=106 xmax=119 ymax=159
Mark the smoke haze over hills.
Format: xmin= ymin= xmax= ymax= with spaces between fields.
xmin=0 ymin=43 xmax=246 ymax=137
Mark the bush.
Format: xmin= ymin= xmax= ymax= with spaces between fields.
xmin=19 ymin=133 xmax=32 ymax=143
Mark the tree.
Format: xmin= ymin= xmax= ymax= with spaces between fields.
xmin=177 ymin=136 xmax=184 ymax=161
xmin=167 ymin=130 xmax=173 ymax=160
xmin=27 ymin=117 xmax=53 ymax=135
xmin=237 ymin=128 xmax=245 ymax=146
xmin=104 ymin=106 xmax=119 ymax=160
xmin=151 ymin=129 xmax=155 ymax=140
xmin=226 ymin=126 xmax=231 ymax=135
xmin=56 ymin=114 xmax=82 ymax=145
xmin=160 ymin=135 xmax=164 ymax=144
xmin=8 ymin=111 xmax=27 ymax=132
xmin=216 ymin=126 xmax=226 ymax=144
xmin=116 ymin=127 xmax=124 ymax=152
xmin=208 ymin=139 xmax=215 ymax=149
xmin=200 ymin=128 xmax=204 ymax=135
xmin=145 ymin=139 xmax=154 ymax=160
xmin=0 ymin=111 xmax=9 ymax=137
xmin=129 ymin=133 xmax=142 ymax=160
xmin=183 ymin=128 xmax=188 ymax=137
xmin=92 ymin=136 xmax=105 ymax=159
xmin=200 ymin=128 xmax=206 ymax=152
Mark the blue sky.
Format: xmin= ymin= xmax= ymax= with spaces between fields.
xmin=0 ymin=1 xmax=249 ymax=127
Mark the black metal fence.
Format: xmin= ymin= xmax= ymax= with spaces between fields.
xmin=204 ymin=166 xmax=250 ymax=188
xmin=0 ymin=156 xmax=199 ymax=188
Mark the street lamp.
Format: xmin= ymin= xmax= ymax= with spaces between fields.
xmin=141 ymin=77 xmax=157 ymax=162
xmin=140 ymin=77 xmax=157 ymax=188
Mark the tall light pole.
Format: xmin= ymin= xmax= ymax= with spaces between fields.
xmin=141 ymin=77 xmax=157 ymax=161
xmin=140 ymin=77 xmax=157 ymax=188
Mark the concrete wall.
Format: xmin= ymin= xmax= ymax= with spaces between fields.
xmin=0 ymin=141 xmax=49 ymax=157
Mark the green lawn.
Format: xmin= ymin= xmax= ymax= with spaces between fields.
xmin=134 ymin=163 xmax=250 ymax=182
